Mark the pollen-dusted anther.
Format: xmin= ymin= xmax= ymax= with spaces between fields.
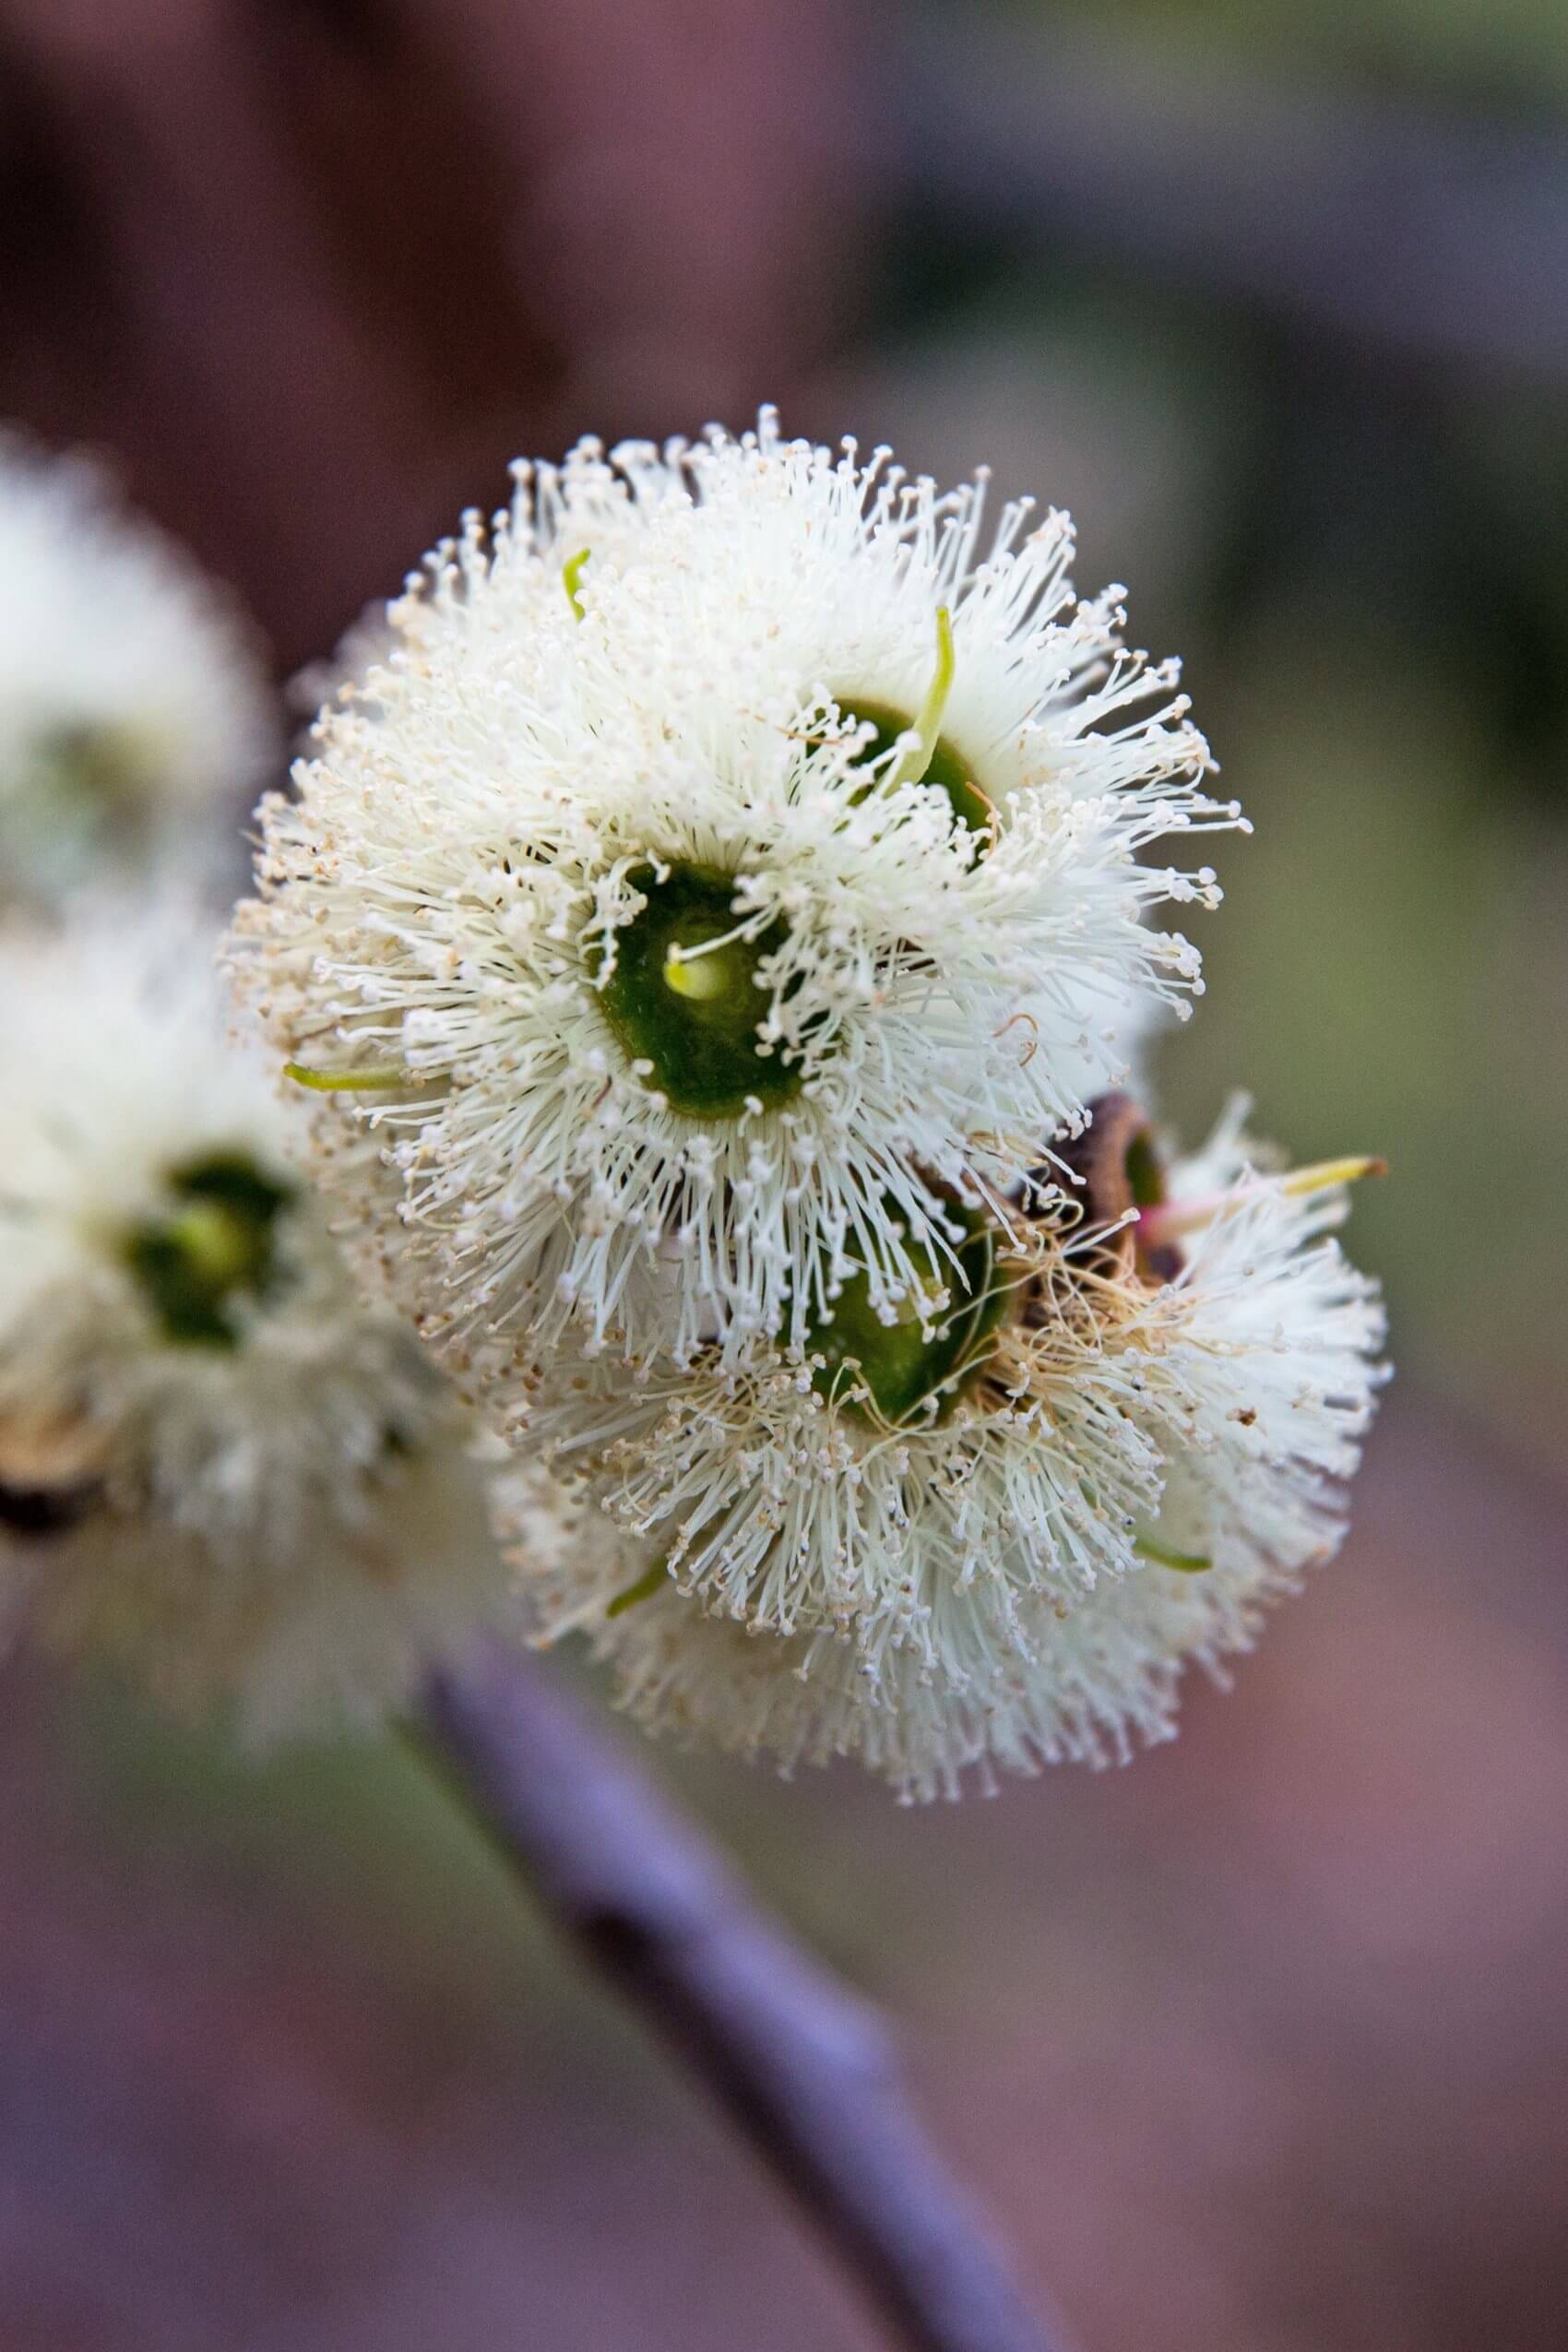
xmin=0 ymin=1410 xmax=109 ymax=1538
xmin=1051 ymin=1091 xmax=1182 ymax=1284
xmin=806 ymin=1190 xmax=1009 ymax=1427
xmin=593 ymin=861 xmax=801 ymax=1119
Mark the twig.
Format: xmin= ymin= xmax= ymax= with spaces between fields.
xmin=418 ymin=1637 xmax=1067 ymax=2352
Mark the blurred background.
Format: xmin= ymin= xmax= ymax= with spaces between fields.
xmin=1 ymin=2 xmax=1565 ymax=2346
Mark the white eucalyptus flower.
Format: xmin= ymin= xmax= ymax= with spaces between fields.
xmin=0 ymin=434 xmax=278 ymax=907
xmin=232 ymin=412 xmax=1238 ymax=1387
xmin=0 ymin=908 xmax=509 ymax=1743
xmin=508 ymin=1098 xmax=1386 ymax=1797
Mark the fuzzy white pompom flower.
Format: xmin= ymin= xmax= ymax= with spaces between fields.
xmin=0 ymin=434 xmax=278 ymax=908
xmin=506 ymin=1099 xmax=1385 ymax=1798
xmin=0 ymin=907 xmax=511 ymax=1743
xmin=232 ymin=411 xmax=1238 ymax=1387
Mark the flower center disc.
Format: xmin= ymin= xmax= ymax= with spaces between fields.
xmin=595 ymin=862 xmax=800 ymax=1119
xmin=808 ymin=1201 xmax=1009 ymax=1427
xmin=842 ymin=704 xmax=994 ymax=849
xmin=124 ymin=1151 xmax=295 ymax=1348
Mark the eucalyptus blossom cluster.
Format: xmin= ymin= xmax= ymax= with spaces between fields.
xmin=232 ymin=411 xmax=1387 ymax=1794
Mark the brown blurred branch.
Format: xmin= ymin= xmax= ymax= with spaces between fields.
xmin=419 ymin=1639 xmax=1064 ymax=2352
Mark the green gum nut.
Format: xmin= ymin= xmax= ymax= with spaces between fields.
xmin=807 ymin=1196 xmax=1010 ymax=1428
xmin=123 ymin=1151 xmax=296 ymax=1348
xmin=843 ymin=705 xmax=995 ymax=849
xmin=594 ymin=861 xmax=801 ymax=1120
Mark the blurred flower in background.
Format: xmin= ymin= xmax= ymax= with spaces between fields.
xmin=0 ymin=907 xmax=511 ymax=1741
xmin=0 ymin=435 xmax=276 ymax=907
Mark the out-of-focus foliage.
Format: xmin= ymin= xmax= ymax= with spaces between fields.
xmin=983 ymin=0 xmax=1568 ymax=98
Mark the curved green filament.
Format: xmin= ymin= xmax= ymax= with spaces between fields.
xmin=886 ymin=606 xmax=956 ymax=791
xmin=284 ymin=1062 xmax=409 ymax=1093
xmin=563 ymin=546 xmax=592 ymax=620
xmin=605 ymin=1559 xmax=670 ymax=1618
xmin=840 ymin=609 xmax=993 ymax=849
xmin=1134 ymin=1532 xmax=1213 ymax=1574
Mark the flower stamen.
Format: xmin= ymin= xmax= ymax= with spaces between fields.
xmin=1137 ymin=1155 xmax=1387 ymax=1251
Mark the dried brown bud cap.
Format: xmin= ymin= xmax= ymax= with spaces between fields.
xmin=0 ymin=1409 xmax=109 ymax=1539
xmin=1050 ymin=1092 xmax=1182 ymax=1285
